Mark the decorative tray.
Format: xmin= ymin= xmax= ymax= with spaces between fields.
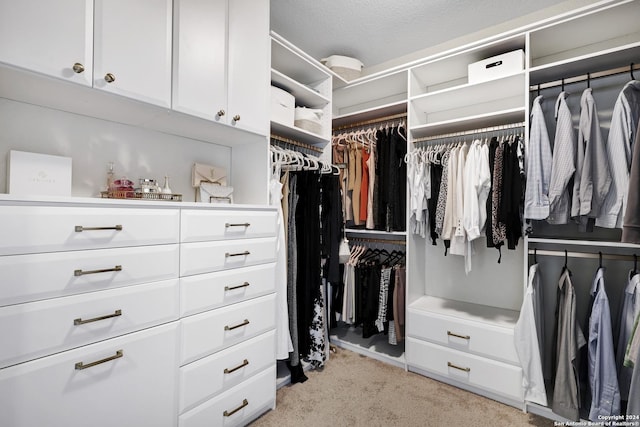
xmin=100 ymin=190 xmax=183 ymax=202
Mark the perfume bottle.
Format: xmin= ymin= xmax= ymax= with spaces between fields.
xmin=162 ymin=175 xmax=172 ymax=194
xmin=106 ymin=162 xmax=115 ymax=192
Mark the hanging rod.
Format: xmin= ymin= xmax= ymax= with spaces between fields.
xmin=530 ymin=62 xmax=640 ymax=92
xmin=332 ymin=113 xmax=407 ymax=132
xmin=413 ymin=122 xmax=525 ymax=144
xmin=348 ymin=236 xmax=406 ymax=246
xmin=270 ymin=134 xmax=323 ymax=153
xmin=528 ymin=249 xmax=637 ymax=262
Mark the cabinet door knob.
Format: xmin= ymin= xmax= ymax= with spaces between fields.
xmin=72 ymin=63 xmax=85 ymax=74
xmin=233 ymin=115 xmax=240 ymax=122
xmin=104 ymin=73 xmax=116 ymax=83
xmin=217 ymin=109 xmax=226 ymax=117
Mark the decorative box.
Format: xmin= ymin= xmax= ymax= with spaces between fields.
xmin=271 ymin=86 xmax=295 ymax=126
xmin=7 ymin=150 xmax=72 ymax=197
xmin=468 ymin=50 xmax=524 ymax=84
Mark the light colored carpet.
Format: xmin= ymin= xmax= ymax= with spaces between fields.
xmin=252 ymin=348 xmax=554 ymax=427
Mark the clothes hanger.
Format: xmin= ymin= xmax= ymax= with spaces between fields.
xmin=599 ymin=251 xmax=603 ymax=269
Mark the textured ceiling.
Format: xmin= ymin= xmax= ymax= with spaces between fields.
xmin=270 ymin=0 xmax=586 ymax=70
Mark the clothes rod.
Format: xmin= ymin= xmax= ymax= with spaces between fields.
xmin=349 ymin=236 xmax=406 ymax=246
xmin=270 ymin=134 xmax=323 ymax=153
xmin=530 ymin=62 xmax=639 ymax=92
xmin=528 ymin=249 xmax=637 ymax=262
xmin=413 ymin=122 xmax=525 ymax=144
xmin=332 ymin=113 xmax=407 ymax=132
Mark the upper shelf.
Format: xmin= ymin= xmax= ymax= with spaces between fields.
xmin=270 ymin=69 xmax=329 ymax=108
xmin=332 ymin=70 xmax=408 ymax=117
xmin=270 ymin=120 xmax=328 ymax=146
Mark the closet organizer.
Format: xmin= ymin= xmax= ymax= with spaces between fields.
xmin=330 ymin=0 xmax=640 ymax=423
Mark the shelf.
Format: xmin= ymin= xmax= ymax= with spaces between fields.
xmin=330 ymin=324 xmax=405 ymax=369
xmin=527 ymin=237 xmax=640 ymax=249
xmin=408 ymin=296 xmax=519 ymax=329
xmin=410 ymin=107 xmax=525 ymax=140
xmin=271 ymin=69 xmax=330 ymax=108
xmin=332 ymin=70 xmax=408 ymax=117
xmin=270 ymin=36 xmax=331 ymax=89
xmin=346 ymin=228 xmax=406 ymax=237
xmin=332 ymin=102 xmax=407 ymax=129
xmin=270 ymin=120 xmax=329 ymax=146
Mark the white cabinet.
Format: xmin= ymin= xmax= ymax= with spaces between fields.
xmin=94 ymin=0 xmax=172 ymax=107
xmin=0 ymin=0 xmax=93 ymax=86
xmin=173 ymin=0 xmax=269 ymax=135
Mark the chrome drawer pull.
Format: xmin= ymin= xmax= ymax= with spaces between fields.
xmin=75 ymin=225 xmax=123 ymax=232
xmin=447 ymin=362 xmax=471 ymax=373
xmin=226 ymin=251 xmax=250 ymax=258
xmin=223 ymin=399 xmax=248 ymax=417
xmin=447 ymin=331 xmax=470 ymax=340
xmin=225 ymin=222 xmax=250 ymax=228
xmin=225 ymin=319 xmax=250 ymax=331
xmin=224 ymin=359 xmax=249 ymax=374
xmin=225 ymin=282 xmax=250 ymax=291
xmin=74 ymin=309 xmax=122 ymax=325
xmin=74 ymin=265 xmax=122 ymax=276
xmin=75 ymin=350 xmax=123 ymax=370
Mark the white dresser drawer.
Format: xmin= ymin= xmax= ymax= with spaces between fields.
xmin=407 ymin=338 xmax=523 ymax=401
xmin=181 ymin=209 xmax=277 ymax=243
xmin=180 ymin=237 xmax=277 ymax=277
xmin=181 ymin=294 xmax=276 ymax=365
xmin=179 ymin=365 xmax=275 ymax=427
xmin=0 ymin=279 xmax=179 ymax=368
xmin=0 ymin=206 xmax=179 ymax=255
xmin=407 ymin=308 xmax=519 ymax=364
xmin=180 ymin=263 xmax=276 ymax=316
xmin=0 ymin=244 xmax=179 ymax=307
xmin=179 ymin=330 xmax=275 ymax=413
xmin=0 ymin=322 xmax=179 ymax=427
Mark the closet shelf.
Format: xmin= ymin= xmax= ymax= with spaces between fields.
xmin=409 ymin=108 xmax=525 ymax=139
xmin=271 ymin=120 xmax=329 ymax=147
xmin=271 ymin=69 xmax=330 ymax=108
xmin=408 ymin=296 xmax=519 ymax=329
xmin=345 ymin=228 xmax=407 ymax=237
xmin=527 ymin=237 xmax=640 ymax=249
xmin=330 ymin=327 xmax=405 ymax=369
xmin=332 ymin=102 xmax=407 ymax=129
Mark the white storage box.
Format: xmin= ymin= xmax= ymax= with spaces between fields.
xmin=294 ymin=107 xmax=323 ymax=135
xmin=7 ymin=150 xmax=72 ymax=196
xmin=270 ymin=86 xmax=295 ymax=126
xmin=468 ymin=50 xmax=524 ymax=84
xmin=321 ymin=55 xmax=363 ymax=81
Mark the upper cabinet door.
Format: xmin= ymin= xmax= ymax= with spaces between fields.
xmin=0 ymin=0 xmax=93 ymax=86
xmin=94 ymin=0 xmax=172 ymax=108
xmin=227 ymin=0 xmax=270 ymax=135
xmin=172 ymin=0 xmax=227 ymax=121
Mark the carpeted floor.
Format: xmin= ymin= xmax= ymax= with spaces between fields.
xmin=251 ymin=348 xmax=554 ymax=427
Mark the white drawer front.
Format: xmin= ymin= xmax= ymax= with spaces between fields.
xmin=0 ymin=206 xmax=179 ymax=255
xmin=181 ymin=294 xmax=276 ymax=365
xmin=0 ymin=244 xmax=179 ymax=307
xmin=0 ymin=279 xmax=179 ymax=368
xmin=179 ymin=365 xmax=276 ymax=427
xmin=407 ymin=308 xmax=519 ymax=364
xmin=181 ymin=209 xmax=277 ymax=243
xmin=180 ymin=263 xmax=276 ymax=316
xmin=407 ymin=338 xmax=523 ymax=401
xmin=0 ymin=322 xmax=179 ymax=427
xmin=179 ymin=330 xmax=275 ymax=413
xmin=180 ymin=237 xmax=277 ymax=277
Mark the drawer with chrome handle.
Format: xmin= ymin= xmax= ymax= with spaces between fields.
xmin=179 ymin=331 xmax=275 ymax=413
xmin=0 ymin=244 xmax=179 ymax=307
xmin=180 ymin=294 xmax=276 ymax=365
xmin=180 ymin=237 xmax=277 ymax=277
xmin=180 ymin=209 xmax=277 ymax=243
xmin=0 ymin=205 xmax=179 ymax=255
xmin=179 ymin=365 xmax=276 ymax=427
xmin=180 ymin=263 xmax=276 ymax=317
xmin=0 ymin=323 xmax=179 ymax=427
xmin=0 ymin=279 xmax=179 ymax=369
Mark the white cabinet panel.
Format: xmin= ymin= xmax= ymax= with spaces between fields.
xmin=94 ymin=0 xmax=172 ymax=107
xmin=179 ymin=330 xmax=275 ymax=413
xmin=180 ymin=294 xmax=276 ymax=365
xmin=0 ymin=322 xmax=179 ymax=427
xmin=180 ymin=263 xmax=276 ymax=316
xmin=172 ymin=0 xmax=227 ymax=120
xmin=0 ymin=244 xmax=179 ymax=307
xmin=0 ymin=0 xmax=93 ymax=86
xmin=0 ymin=206 xmax=179 ymax=255
xmin=181 ymin=209 xmax=277 ymax=242
xmin=180 ymin=237 xmax=277 ymax=276
xmin=179 ymin=365 xmax=275 ymax=427
xmin=407 ymin=338 xmax=523 ymax=401
xmin=0 ymin=279 xmax=179 ymax=369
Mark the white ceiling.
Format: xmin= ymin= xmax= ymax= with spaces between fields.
xmin=270 ymin=0 xmax=599 ymax=71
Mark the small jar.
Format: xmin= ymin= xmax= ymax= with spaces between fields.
xmin=139 ymin=178 xmax=158 ymax=193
